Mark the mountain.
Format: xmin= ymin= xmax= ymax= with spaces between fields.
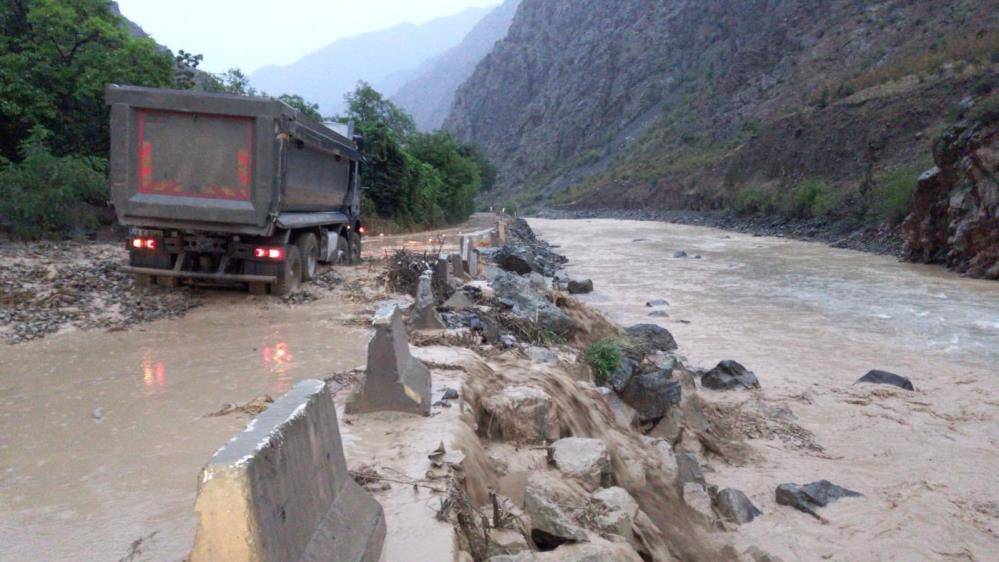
xmin=392 ymin=0 xmax=521 ymax=131
xmin=250 ymin=6 xmax=494 ymax=116
xmin=445 ymin=0 xmax=998 ymax=221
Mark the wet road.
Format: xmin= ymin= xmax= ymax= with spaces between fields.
xmin=0 ymin=291 xmax=370 ymax=561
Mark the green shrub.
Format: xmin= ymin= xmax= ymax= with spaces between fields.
xmin=0 ymin=130 xmax=109 ymax=239
xmin=584 ymin=338 xmax=622 ymax=386
xmin=732 ymin=185 xmax=775 ymax=214
xmin=867 ymin=167 xmax=922 ymax=224
xmin=781 ymin=179 xmax=839 ymax=218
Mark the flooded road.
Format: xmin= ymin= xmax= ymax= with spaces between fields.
xmin=531 ymin=218 xmax=999 ymax=560
xmin=0 ymin=287 xmax=370 ymax=561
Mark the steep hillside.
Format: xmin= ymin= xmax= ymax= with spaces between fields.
xmin=250 ymin=6 xmax=492 ymax=115
xmin=392 ymin=0 xmax=521 ymax=131
xmin=445 ymin=0 xmax=998 ymax=226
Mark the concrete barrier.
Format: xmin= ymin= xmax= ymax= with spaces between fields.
xmin=191 ymin=379 xmax=386 ymax=562
xmin=412 ymin=271 xmax=445 ymax=330
xmin=347 ymin=304 xmax=432 ymax=416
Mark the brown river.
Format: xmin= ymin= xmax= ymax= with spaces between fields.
xmin=530 ymin=218 xmax=999 ymax=560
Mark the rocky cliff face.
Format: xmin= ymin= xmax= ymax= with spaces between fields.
xmin=904 ymin=105 xmax=999 ymax=279
xmin=445 ymin=0 xmax=997 ymax=216
xmin=392 ymin=0 xmax=521 ymax=131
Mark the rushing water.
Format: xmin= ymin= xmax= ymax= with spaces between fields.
xmin=531 ymin=218 xmax=999 ymax=560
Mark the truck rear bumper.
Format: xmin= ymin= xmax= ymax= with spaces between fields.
xmin=122 ymin=266 xmax=277 ymax=284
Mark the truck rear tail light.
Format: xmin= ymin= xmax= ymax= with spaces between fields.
xmin=358 ymin=226 xmax=366 ymax=234
xmin=131 ymin=238 xmax=158 ymax=250
xmin=253 ymin=247 xmax=285 ymax=260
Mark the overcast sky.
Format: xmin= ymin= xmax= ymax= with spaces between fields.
xmin=115 ymin=0 xmax=498 ymax=74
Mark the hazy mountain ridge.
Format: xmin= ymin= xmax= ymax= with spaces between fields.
xmin=392 ymin=0 xmax=521 ymax=131
xmin=250 ymin=6 xmax=493 ymax=115
xmin=444 ymin=0 xmax=998 ymax=215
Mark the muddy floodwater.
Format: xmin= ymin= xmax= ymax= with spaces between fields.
xmin=0 ymin=292 xmax=370 ymax=561
xmin=531 ymin=218 xmax=999 ymax=560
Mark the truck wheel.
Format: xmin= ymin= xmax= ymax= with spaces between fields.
xmin=348 ymin=232 xmax=362 ymax=264
xmin=271 ymin=246 xmax=302 ymax=297
xmin=296 ymin=233 xmax=319 ymax=281
xmin=334 ymin=235 xmax=350 ymax=265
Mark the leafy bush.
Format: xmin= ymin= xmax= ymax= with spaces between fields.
xmin=0 ymin=130 xmax=109 ymax=239
xmin=867 ymin=167 xmax=922 ymax=224
xmin=584 ymin=338 xmax=622 ymax=387
xmin=780 ymin=179 xmax=840 ymax=218
xmin=732 ymin=185 xmax=775 ymax=214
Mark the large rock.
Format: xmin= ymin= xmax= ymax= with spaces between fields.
xmin=492 ymin=244 xmax=540 ymax=275
xmin=623 ymin=324 xmax=678 ymax=356
xmin=855 ymin=369 xmax=914 ymax=391
xmin=567 ymin=278 xmax=594 ymax=295
xmin=605 ymin=356 xmax=640 ymax=394
xmin=776 ymin=480 xmax=861 ymax=519
xmin=591 ymin=487 xmax=640 ymax=537
xmin=489 ymin=541 xmax=644 ymax=562
xmin=549 ymin=437 xmax=611 ymax=491
xmin=481 ymin=386 xmax=560 ymax=443
xmin=681 ymin=483 xmax=714 ymax=521
xmin=523 ymin=473 xmax=587 ymax=547
xmin=714 ymin=488 xmax=762 ymax=525
xmin=701 ymin=360 xmax=760 ymax=391
xmin=191 ymin=380 xmax=385 ymax=562
xmin=347 ymin=305 xmax=432 ymax=416
xmin=618 ymin=370 xmax=681 ymax=422
xmin=491 ymin=270 xmax=577 ymax=338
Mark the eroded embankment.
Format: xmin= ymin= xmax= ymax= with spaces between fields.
xmin=333 ymin=218 xmax=801 ymax=561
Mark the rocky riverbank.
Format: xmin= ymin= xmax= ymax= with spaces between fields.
xmin=373 ymin=218 xmax=901 ymax=560
xmin=534 ymin=208 xmax=905 ymax=257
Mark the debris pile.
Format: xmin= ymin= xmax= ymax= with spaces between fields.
xmin=0 ymin=242 xmax=201 ymax=344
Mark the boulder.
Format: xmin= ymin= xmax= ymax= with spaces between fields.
xmin=493 ymin=245 xmax=539 ymax=275
xmin=623 ymin=324 xmax=678 ymax=356
xmin=605 ymin=356 xmax=639 ymax=393
xmin=855 ymin=369 xmax=914 ymax=391
xmin=412 ymin=271 xmax=445 ymax=330
xmin=701 ymin=360 xmax=760 ymax=390
xmin=674 ymin=452 xmax=705 ymax=488
xmin=618 ymin=370 xmax=681 ymax=422
xmin=481 ymin=386 xmax=559 ymax=443
xmin=673 ymin=250 xmax=688 ymax=258
xmin=645 ymin=299 xmax=669 ymax=307
xmin=591 ymin=487 xmax=639 ymax=519
xmin=648 ymin=310 xmax=669 ymax=318
xmin=567 ymin=278 xmax=594 ymax=295
xmin=682 ymin=482 xmax=714 ymax=521
xmin=523 ymin=473 xmax=587 ymax=547
xmin=714 ymin=488 xmax=762 ymax=524
xmin=549 ymin=437 xmax=611 ymax=491
xmin=490 ymin=541 xmax=644 ymax=562
xmin=596 ymin=387 xmax=638 ymax=428
xmin=486 ymin=529 xmax=531 ymax=558
xmin=491 ymin=270 xmax=577 ymax=338
xmin=526 ymin=346 xmax=560 ymax=364
xmin=776 ymin=480 xmax=861 ymax=519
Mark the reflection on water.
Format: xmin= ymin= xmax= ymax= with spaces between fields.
xmin=140 ymin=352 xmax=167 ymax=396
xmin=262 ymin=341 xmax=294 ymax=394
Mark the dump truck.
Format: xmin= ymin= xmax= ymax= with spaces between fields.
xmin=106 ymin=85 xmax=364 ymax=295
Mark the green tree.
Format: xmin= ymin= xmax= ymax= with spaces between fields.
xmin=340 ymin=81 xmax=416 ymax=138
xmin=0 ymin=0 xmax=175 ymax=162
xmin=278 ymin=93 xmax=322 ymax=121
xmin=408 ymin=131 xmax=481 ymax=223
xmin=202 ymin=67 xmax=257 ymax=95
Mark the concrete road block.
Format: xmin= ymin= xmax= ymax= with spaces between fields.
xmin=412 ymin=271 xmax=445 ymax=330
xmin=191 ymin=379 xmax=386 ymax=562
xmin=347 ymin=304 xmax=432 ymax=416
xmin=449 ymin=253 xmax=467 ymax=280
